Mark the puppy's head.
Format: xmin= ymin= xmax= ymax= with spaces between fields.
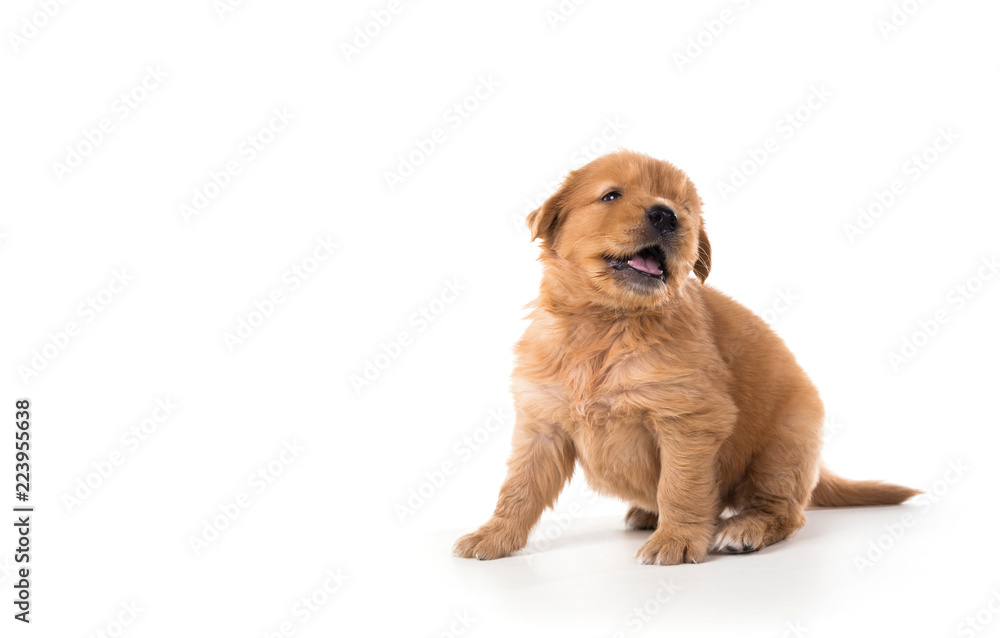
xmin=527 ymin=150 xmax=711 ymax=311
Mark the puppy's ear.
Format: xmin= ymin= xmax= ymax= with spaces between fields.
xmin=526 ymin=194 xmax=562 ymax=243
xmin=694 ymin=224 xmax=712 ymax=283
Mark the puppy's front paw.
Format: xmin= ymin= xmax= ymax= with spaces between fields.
xmin=453 ymin=520 xmax=524 ymax=560
xmin=636 ymin=527 xmax=712 ymax=565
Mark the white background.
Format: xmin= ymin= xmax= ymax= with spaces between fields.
xmin=2 ymin=0 xmax=999 ymax=636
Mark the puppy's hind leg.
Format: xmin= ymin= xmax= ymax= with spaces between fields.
xmin=715 ymin=402 xmax=823 ymax=554
xmin=453 ymin=415 xmax=575 ymax=560
xmin=625 ymin=506 xmax=658 ymax=530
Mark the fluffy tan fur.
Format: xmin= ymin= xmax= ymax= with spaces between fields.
xmin=454 ymin=150 xmax=918 ymax=565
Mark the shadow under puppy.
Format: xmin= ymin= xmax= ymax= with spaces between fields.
xmin=454 ymin=150 xmax=918 ymax=565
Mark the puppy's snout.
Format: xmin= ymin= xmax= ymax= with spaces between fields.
xmin=646 ymin=206 xmax=677 ymax=233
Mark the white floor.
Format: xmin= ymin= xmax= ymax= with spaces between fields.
xmin=340 ymin=505 xmax=993 ymax=637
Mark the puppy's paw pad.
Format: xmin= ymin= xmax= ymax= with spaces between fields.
xmin=625 ymin=506 xmax=658 ymax=530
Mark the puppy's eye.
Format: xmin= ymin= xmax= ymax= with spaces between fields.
xmin=602 ymin=191 xmax=622 ymax=202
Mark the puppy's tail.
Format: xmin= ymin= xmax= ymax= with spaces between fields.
xmin=809 ymin=466 xmax=921 ymax=507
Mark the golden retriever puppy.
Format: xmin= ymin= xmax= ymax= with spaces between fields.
xmin=454 ymin=150 xmax=918 ymax=565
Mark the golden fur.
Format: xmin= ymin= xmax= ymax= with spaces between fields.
xmin=454 ymin=150 xmax=918 ymax=565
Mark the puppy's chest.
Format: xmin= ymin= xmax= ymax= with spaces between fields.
xmin=557 ymin=373 xmax=665 ymax=491
xmin=535 ymin=350 xmax=682 ymax=435
xmin=515 ymin=347 xmax=684 ymax=489
xmin=516 ymin=323 xmax=703 ymax=454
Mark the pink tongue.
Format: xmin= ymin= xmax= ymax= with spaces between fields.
xmin=628 ymin=254 xmax=663 ymax=276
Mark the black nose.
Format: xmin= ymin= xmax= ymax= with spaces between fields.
xmin=646 ymin=206 xmax=677 ymax=232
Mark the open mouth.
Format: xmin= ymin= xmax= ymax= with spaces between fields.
xmin=606 ymin=245 xmax=667 ymax=282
